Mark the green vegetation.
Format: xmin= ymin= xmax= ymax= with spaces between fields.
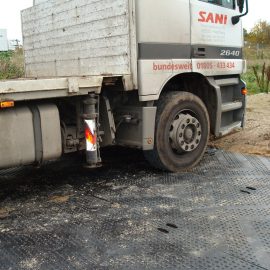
xmin=0 ymin=48 xmax=24 ymax=80
xmin=242 ymin=67 xmax=260 ymax=95
xmin=242 ymin=64 xmax=270 ymax=95
xmin=252 ymin=63 xmax=270 ymax=93
xmin=243 ymin=20 xmax=270 ymax=94
xmin=245 ymin=20 xmax=270 ymax=46
xmin=243 ymin=46 xmax=270 ymax=95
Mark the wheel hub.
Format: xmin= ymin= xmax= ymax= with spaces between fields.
xmin=169 ymin=113 xmax=202 ymax=153
xmin=184 ymin=127 xmax=193 ymax=141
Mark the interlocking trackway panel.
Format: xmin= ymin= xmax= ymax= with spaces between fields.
xmin=0 ymin=149 xmax=270 ymax=270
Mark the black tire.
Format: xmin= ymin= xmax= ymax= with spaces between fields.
xmin=144 ymin=91 xmax=210 ymax=172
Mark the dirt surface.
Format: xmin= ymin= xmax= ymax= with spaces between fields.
xmin=211 ymin=93 xmax=270 ymax=157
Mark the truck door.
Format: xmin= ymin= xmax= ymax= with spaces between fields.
xmin=190 ymin=0 xmax=244 ymax=76
xmin=136 ymin=0 xmax=191 ymax=97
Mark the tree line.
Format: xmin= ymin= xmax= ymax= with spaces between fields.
xmin=244 ymin=20 xmax=270 ymax=45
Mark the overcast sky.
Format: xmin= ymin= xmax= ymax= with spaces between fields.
xmin=0 ymin=0 xmax=269 ymax=41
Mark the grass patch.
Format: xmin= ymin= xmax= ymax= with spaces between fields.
xmin=244 ymin=45 xmax=270 ymax=95
xmin=0 ymin=48 xmax=24 ymax=80
xmin=241 ymin=68 xmax=261 ymax=95
xmin=243 ymin=45 xmax=270 ymax=95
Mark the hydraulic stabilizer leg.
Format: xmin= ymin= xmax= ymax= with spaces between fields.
xmin=82 ymin=94 xmax=101 ymax=168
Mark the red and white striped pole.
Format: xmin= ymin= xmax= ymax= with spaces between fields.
xmin=83 ymin=94 xmax=100 ymax=168
xmin=85 ymin=119 xmax=97 ymax=152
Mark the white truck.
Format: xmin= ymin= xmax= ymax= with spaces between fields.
xmin=0 ymin=0 xmax=248 ymax=172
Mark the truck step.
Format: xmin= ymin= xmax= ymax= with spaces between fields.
xmin=219 ymin=121 xmax=242 ymax=137
xmin=215 ymin=78 xmax=239 ymax=87
xmin=221 ymin=101 xmax=243 ymax=113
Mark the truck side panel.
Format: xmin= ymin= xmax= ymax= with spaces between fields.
xmin=22 ymin=0 xmax=133 ymax=79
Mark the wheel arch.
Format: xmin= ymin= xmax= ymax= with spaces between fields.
xmin=159 ymin=72 xmax=220 ymax=136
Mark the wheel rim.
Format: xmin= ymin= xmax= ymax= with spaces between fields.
xmin=169 ymin=112 xmax=202 ymax=153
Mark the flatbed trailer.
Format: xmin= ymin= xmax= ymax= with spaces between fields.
xmin=0 ymin=0 xmax=248 ymax=171
xmin=0 ymin=77 xmax=102 ymax=100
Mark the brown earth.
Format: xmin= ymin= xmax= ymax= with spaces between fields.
xmin=210 ymin=93 xmax=270 ymax=157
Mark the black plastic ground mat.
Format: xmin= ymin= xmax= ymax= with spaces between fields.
xmin=0 ymin=148 xmax=270 ymax=270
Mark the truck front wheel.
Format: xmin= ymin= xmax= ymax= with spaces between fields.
xmin=145 ymin=91 xmax=210 ymax=172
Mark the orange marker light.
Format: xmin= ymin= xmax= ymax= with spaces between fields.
xmin=241 ymin=88 xmax=248 ymax=96
xmin=0 ymin=101 xmax=14 ymax=109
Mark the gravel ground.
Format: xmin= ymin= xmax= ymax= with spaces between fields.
xmin=210 ymin=93 xmax=270 ymax=157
